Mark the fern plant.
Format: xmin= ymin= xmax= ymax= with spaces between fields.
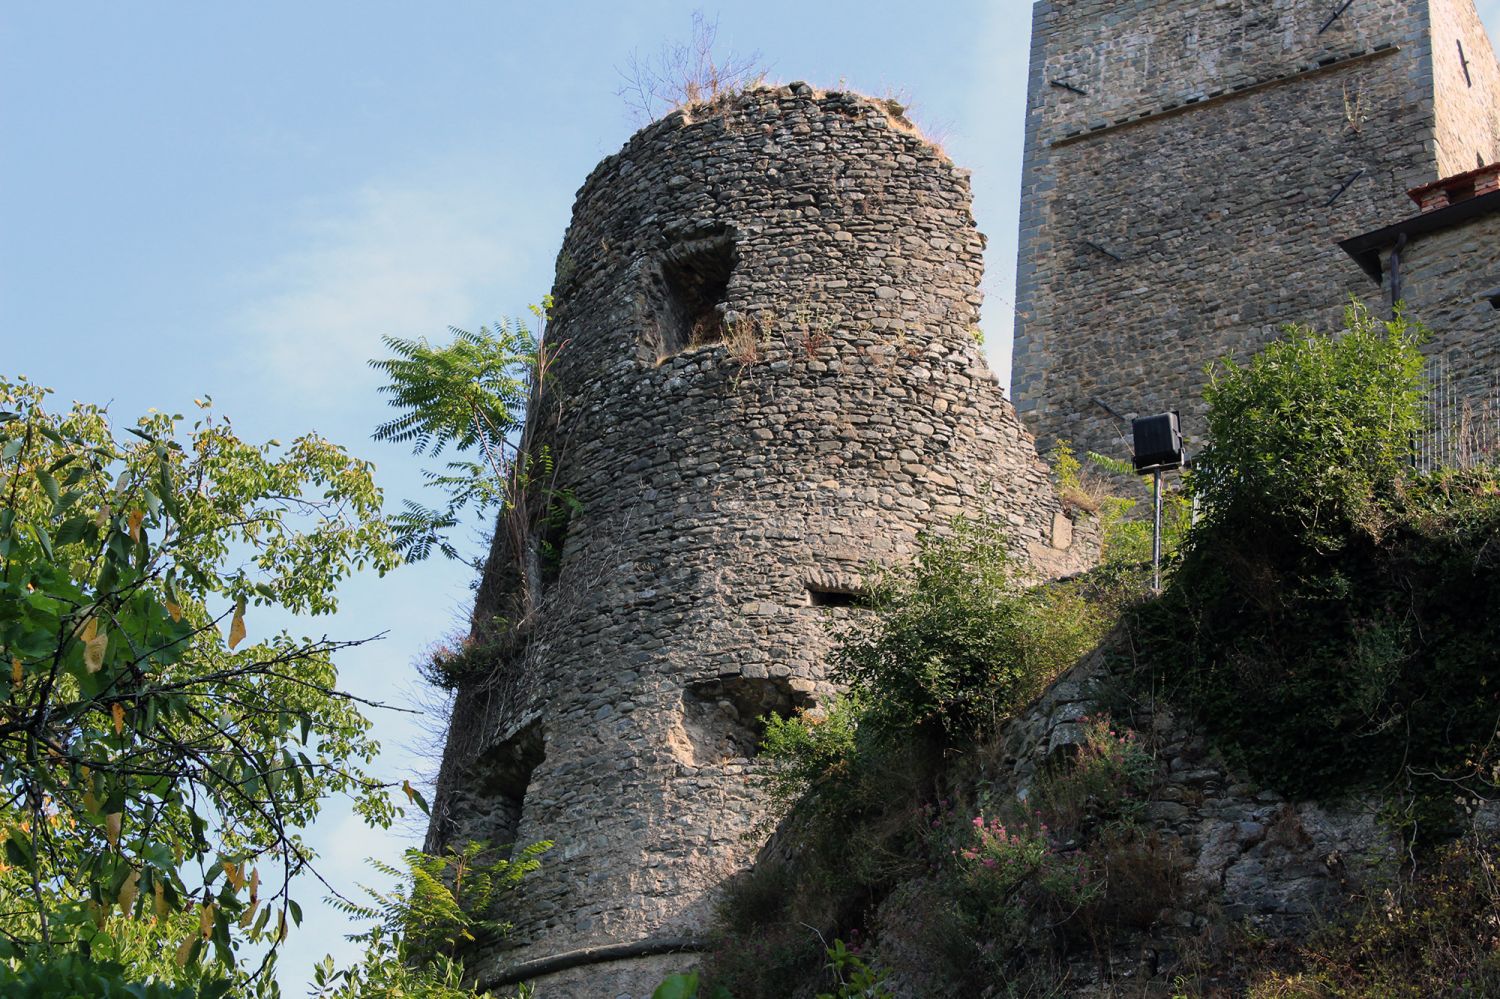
xmin=336 ymin=842 xmax=550 ymax=959
xmin=314 ymin=841 xmax=550 ymax=998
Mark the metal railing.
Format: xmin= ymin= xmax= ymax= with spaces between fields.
xmin=1417 ymin=356 xmax=1500 ymax=473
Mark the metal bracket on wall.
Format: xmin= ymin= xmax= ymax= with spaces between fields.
xmin=1092 ymin=397 xmax=1128 ymax=423
xmin=1325 ymin=169 xmax=1365 ymax=207
xmin=1051 ymin=79 xmax=1088 ymax=96
xmin=1319 ymin=0 xmax=1355 ymax=35
xmin=1082 ymin=239 xmax=1124 ymax=262
xmin=1458 ymin=39 xmax=1473 ymax=86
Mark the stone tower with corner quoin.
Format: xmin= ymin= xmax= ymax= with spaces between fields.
xmin=1013 ymin=0 xmax=1500 ymax=460
xmin=422 ymin=84 xmax=1096 ymax=998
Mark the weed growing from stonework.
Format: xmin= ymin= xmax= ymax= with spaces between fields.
xmin=616 ymin=11 xmax=767 ymax=122
xmin=1032 ymin=714 xmax=1154 ymax=838
xmin=1048 ymin=441 xmax=1193 ymax=593
xmin=933 ymin=807 xmax=1099 ymax=949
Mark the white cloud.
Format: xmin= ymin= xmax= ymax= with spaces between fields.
xmin=231 ymin=178 xmax=525 ymax=409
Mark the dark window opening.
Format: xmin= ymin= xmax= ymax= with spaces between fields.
xmin=677 ymin=676 xmax=814 ymax=766
xmin=647 ymin=229 xmax=737 ymax=357
xmin=807 ymin=584 xmax=866 ymax=609
xmin=465 ymin=720 xmax=545 ymax=855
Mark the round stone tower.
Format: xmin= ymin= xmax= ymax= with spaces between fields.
xmin=426 ymin=84 xmax=1092 ymax=997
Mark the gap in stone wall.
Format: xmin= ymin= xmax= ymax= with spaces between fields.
xmin=645 ymin=228 xmax=737 ymax=357
xmin=463 ymin=719 xmax=545 ymax=857
xmin=805 ymin=583 xmax=865 ymax=609
xmin=674 ymin=676 xmax=813 ymax=767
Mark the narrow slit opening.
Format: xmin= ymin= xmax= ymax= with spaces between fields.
xmin=806 ymin=585 xmax=865 ymax=609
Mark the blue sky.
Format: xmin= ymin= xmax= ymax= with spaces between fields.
xmin=3 ymin=2 xmax=1498 ymax=992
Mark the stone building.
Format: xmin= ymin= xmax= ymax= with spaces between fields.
xmin=1013 ymin=0 xmax=1500 ymax=459
xmin=425 ymin=86 xmax=1092 ymax=997
xmin=1340 ymin=160 xmax=1500 ymax=464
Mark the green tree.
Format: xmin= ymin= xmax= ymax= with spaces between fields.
xmin=0 ymin=375 xmax=406 ymax=991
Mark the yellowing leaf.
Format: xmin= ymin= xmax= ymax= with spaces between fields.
xmin=174 ymin=931 xmax=195 ymax=967
xmin=200 ymin=902 xmax=215 ymax=939
xmin=84 ymin=632 xmax=108 ymax=673
xmin=83 ymin=790 xmax=99 ymax=814
xmin=95 ymin=505 xmax=110 ymax=528
xmin=81 ymin=616 xmax=98 ymax=642
xmin=127 ymin=509 xmax=144 ymax=541
xmin=238 ymin=898 xmax=259 ymax=928
xmin=154 ymin=879 xmax=168 ymax=920
xmin=248 ymin=867 xmax=260 ymax=904
xmin=105 ymin=811 xmax=122 ymax=847
xmin=117 ymin=869 xmax=140 ymax=915
xmin=401 ymin=779 xmax=416 ymax=803
xmin=228 ymin=598 xmax=246 ymax=650
xmin=277 ymin=910 xmax=287 ymax=942
xmin=111 ymin=702 xmax=126 ymax=736
xmin=224 ymin=860 xmax=243 ymax=891
xmin=166 ymin=599 xmax=182 ymax=623
xmin=10 ymin=657 xmax=20 ymax=684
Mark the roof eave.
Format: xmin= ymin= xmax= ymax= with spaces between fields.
xmin=1338 ymin=188 xmax=1500 ymax=286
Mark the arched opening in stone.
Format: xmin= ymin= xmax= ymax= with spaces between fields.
xmin=646 ymin=229 xmax=737 ymax=357
xmin=674 ymin=676 xmax=813 ymax=766
xmin=462 ymin=720 xmax=545 ymax=854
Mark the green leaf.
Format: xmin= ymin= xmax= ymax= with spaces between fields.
xmin=35 ymin=466 xmax=60 ymax=504
xmin=54 ymin=514 xmax=95 ymax=545
xmin=652 ymin=972 xmax=701 ymax=999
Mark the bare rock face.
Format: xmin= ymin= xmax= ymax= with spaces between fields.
xmin=424 ymin=85 xmax=1094 ymax=997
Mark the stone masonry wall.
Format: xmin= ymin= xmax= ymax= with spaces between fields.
xmin=1432 ymin=0 xmax=1500 ymax=174
xmin=1013 ymin=0 xmax=1500 ymax=459
xmin=1382 ymin=207 xmax=1500 ymax=405
xmin=425 ymin=86 xmax=1095 ymax=999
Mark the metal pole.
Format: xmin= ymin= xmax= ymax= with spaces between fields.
xmin=1152 ymin=467 xmax=1163 ymax=594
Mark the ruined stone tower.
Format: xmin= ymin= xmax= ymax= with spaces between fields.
xmin=425 ymin=85 xmax=1091 ymax=997
xmin=1014 ymin=0 xmax=1500 ymax=458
